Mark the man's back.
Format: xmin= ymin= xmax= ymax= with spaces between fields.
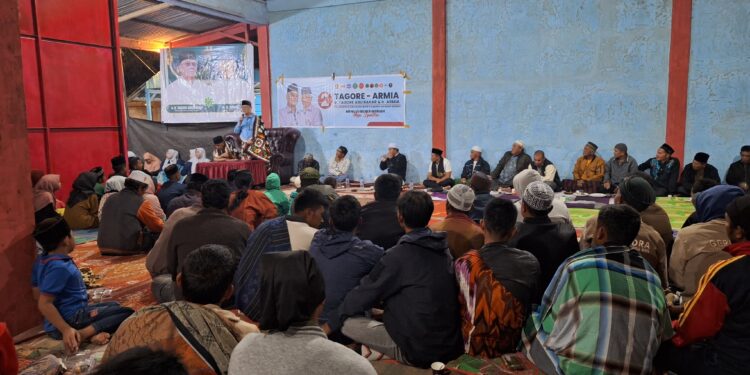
xmin=309 ymin=229 xmax=383 ymax=327
xmin=157 ymin=181 xmax=186 ymax=211
xmin=167 ymin=208 xmax=250 ymax=277
xmin=429 ymin=212 xmax=484 ymax=259
xmin=338 ymin=229 xmax=463 ymax=367
xmin=508 ymin=217 xmax=578 ymax=301
xmin=641 ymin=203 xmax=674 ymax=250
xmin=455 ymin=245 xmax=539 ymax=357
xmin=670 ymin=218 xmax=731 ymax=297
xmin=522 ymin=246 xmax=671 ymax=375
xmin=356 ymin=200 xmax=404 ymax=250
xmin=229 ymin=326 xmax=376 ymax=375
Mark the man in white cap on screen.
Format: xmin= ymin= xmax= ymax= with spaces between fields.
xmin=379 ymin=143 xmax=407 ymax=181
xmin=429 ymin=184 xmax=484 ymax=259
xmin=460 ymin=146 xmax=491 ymax=184
xmin=491 ymin=140 xmax=532 ymax=189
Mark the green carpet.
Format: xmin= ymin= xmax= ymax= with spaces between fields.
xmin=568 ymin=197 xmax=694 ymax=231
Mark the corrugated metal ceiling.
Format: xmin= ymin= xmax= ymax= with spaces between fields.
xmin=118 ymin=0 xmax=234 ymax=44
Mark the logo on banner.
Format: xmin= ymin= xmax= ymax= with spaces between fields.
xmin=318 ymin=92 xmax=333 ymax=109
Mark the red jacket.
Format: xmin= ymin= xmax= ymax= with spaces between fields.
xmin=672 ymin=241 xmax=750 ymax=370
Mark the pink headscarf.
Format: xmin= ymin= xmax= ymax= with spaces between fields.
xmin=33 ymin=175 xmax=61 ymax=211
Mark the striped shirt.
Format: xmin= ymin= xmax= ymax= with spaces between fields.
xmin=521 ymin=246 xmax=673 ymax=375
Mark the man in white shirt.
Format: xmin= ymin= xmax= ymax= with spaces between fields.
xmin=327 ymin=146 xmax=351 ymax=182
xmin=423 ymin=148 xmax=454 ymax=192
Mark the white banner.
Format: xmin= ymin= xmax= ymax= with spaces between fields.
xmin=276 ymin=74 xmax=406 ymax=128
xmin=160 ymin=44 xmax=254 ymax=123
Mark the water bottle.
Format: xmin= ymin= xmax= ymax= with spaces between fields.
xmin=361 ymin=176 xmax=365 ymax=189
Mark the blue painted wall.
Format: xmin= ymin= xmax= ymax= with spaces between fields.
xmin=445 ymin=0 xmax=672 ymax=179
xmin=269 ymin=0 xmax=432 ymax=183
xmin=685 ymin=0 xmax=750 ymax=181
xmin=268 ymin=0 xmax=744 ymax=182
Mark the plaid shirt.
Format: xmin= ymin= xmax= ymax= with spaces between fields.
xmin=521 ymin=245 xmax=673 ymax=375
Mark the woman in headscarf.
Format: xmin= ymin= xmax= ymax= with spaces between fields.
xmin=162 ymin=149 xmax=186 ymax=174
xmin=228 ymin=170 xmax=278 ymax=231
xmin=130 ymin=170 xmax=167 ymax=221
xmin=90 ymin=167 xmax=106 ymax=197
xmin=98 ymin=176 xmax=127 ymax=220
xmin=63 ymin=172 xmax=100 ymax=229
xmin=191 ymin=148 xmax=210 ymax=174
xmin=33 ymin=174 xmax=62 ymax=223
xmin=264 ymin=173 xmax=290 ymax=216
xmin=228 ymin=251 xmax=376 ymax=375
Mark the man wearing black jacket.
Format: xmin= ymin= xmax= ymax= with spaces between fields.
xmin=356 ymin=173 xmax=405 ymax=250
xmin=725 ymin=145 xmax=750 ymax=192
xmin=333 ymin=191 xmax=463 ymax=368
xmin=379 ymin=143 xmax=407 ymax=181
xmin=678 ymin=152 xmax=720 ymax=196
xmin=491 ymin=140 xmax=532 ymax=189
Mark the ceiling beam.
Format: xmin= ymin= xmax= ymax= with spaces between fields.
xmin=128 ymin=18 xmax=198 ymax=35
xmin=169 ymin=23 xmax=250 ymax=48
xmin=118 ymin=3 xmax=171 ymax=23
xmin=120 ymin=36 xmax=167 ymax=52
xmin=160 ymin=0 xmax=268 ymax=25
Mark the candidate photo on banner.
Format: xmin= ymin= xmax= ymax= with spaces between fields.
xmin=276 ymin=74 xmax=405 ymax=128
xmin=161 ymin=44 xmax=254 ymax=123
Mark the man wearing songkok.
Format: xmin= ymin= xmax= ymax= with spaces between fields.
xmin=638 ymin=143 xmax=681 ymax=196
xmin=423 ymin=148 xmax=454 ymax=191
xmin=212 ymin=135 xmax=235 ymax=161
xmin=678 ymin=152 xmax=720 ymax=196
xmin=522 ymin=205 xmax=672 ymax=374
xmin=568 ymin=141 xmax=605 ymax=193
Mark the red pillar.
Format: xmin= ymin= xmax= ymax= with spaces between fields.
xmin=258 ymin=25 xmax=273 ymax=128
xmin=0 ymin=0 xmax=41 ymax=334
xmin=432 ymin=0 xmax=447 ymax=153
xmin=665 ymin=0 xmax=692 ymax=164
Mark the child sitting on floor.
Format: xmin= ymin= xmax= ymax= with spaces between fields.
xmin=32 ymin=217 xmax=134 ymax=353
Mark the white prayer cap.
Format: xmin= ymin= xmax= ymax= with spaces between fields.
xmin=522 ymin=181 xmax=554 ymax=211
xmin=387 ymin=143 xmax=398 ymax=149
xmin=127 ymin=151 xmax=137 ymax=158
xmin=513 ymin=169 xmax=542 ymax=197
xmin=447 ymin=184 xmax=476 ymax=212
xmin=471 ymin=146 xmax=482 ymax=153
xmin=513 ymin=140 xmax=525 ymax=148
